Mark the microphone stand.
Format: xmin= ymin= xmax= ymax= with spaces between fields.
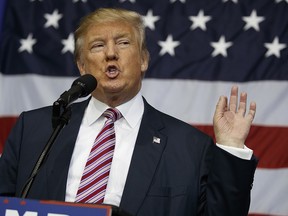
xmin=20 ymin=98 xmax=131 ymax=216
xmin=20 ymin=101 xmax=71 ymax=198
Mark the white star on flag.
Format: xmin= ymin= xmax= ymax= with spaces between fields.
xmin=264 ymin=37 xmax=287 ymax=58
xmin=61 ymin=33 xmax=75 ymax=54
xmin=18 ymin=33 xmax=37 ymax=54
xmin=189 ymin=10 xmax=212 ymax=31
xmin=158 ymin=35 xmax=180 ymax=56
xmin=222 ymin=0 xmax=238 ymax=3
xmin=210 ymin=36 xmax=233 ymax=57
xmin=242 ymin=10 xmax=265 ymax=31
xmin=72 ymin=0 xmax=87 ymax=3
xmin=142 ymin=10 xmax=160 ymax=30
xmin=170 ymin=0 xmax=186 ymax=3
xmin=275 ymin=0 xmax=288 ymax=3
xmin=44 ymin=9 xmax=63 ymax=29
xmin=119 ymin=0 xmax=136 ymax=3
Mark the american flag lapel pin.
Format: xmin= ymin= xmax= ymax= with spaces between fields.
xmin=153 ymin=136 xmax=161 ymax=144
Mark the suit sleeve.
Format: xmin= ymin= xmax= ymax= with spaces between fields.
xmin=198 ymin=141 xmax=258 ymax=216
xmin=0 ymin=113 xmax=25 ymax=197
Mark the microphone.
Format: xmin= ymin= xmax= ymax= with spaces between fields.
xmin=56 ymin=74 xmax=97 ymax=107
xmin=20 ymin=74 xmax=97 ymax=198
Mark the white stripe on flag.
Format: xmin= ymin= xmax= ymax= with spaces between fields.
xmin=250 ymin=168 xmax=288 ymax=215
xmin=0 ymin=73 xmax=75 ymax=115
xmin=142 ymin=78 xmax=288 ymax=126
xmin=1 ymin=74 xmax=288 ymax=127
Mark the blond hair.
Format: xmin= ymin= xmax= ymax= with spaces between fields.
xmin=74 ymin=8 xmax=149 ymax=62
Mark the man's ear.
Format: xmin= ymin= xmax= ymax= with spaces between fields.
xmin=141 ymin=51 xmax=149 ymax=72
xmin=77 ymin=60 xmax=86 ymax=75
xmin=141 ymin=61 xmax=148 ymax=72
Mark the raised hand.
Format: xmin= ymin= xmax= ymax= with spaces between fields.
xmin=213 ymin=86 xmax=256 ymax=148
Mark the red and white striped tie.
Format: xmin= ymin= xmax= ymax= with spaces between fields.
xmin=75 ymin=108 xmax=122 ymax=203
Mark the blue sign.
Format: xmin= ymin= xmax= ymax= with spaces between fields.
xmin=0 ymin=197 xmax=112 ymax=216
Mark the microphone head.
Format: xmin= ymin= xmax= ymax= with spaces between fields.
xmin=72 ymin=74 xmax=97 ymax=97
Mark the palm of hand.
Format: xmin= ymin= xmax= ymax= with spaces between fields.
xmin=214 ymin=109 xmax=251 ymax=148
xmin=213 ymin=86 xmax=256 ymax=148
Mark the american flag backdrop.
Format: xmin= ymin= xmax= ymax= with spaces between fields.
xmin=0 ymin=0 xmax=288 ymax=215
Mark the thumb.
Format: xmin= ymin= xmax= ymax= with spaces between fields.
xmin=214 ymin=96 xmax=227 ymax=120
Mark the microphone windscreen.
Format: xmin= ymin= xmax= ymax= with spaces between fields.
xmin=72 ymin=74 xmax=97 ymax=97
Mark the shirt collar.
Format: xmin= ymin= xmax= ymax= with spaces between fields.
xmin=85 ymin=91 xmax=144 ymax=128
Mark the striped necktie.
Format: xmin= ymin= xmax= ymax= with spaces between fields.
xmin=75 ymin=108 xmax=122 ymax=203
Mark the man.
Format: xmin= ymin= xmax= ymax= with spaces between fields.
xmin=0 ymin=8 xmax=257 ymax=216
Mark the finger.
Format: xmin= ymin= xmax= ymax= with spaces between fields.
xmin=237 ymin=92 xmax=247 ymax=116
xmin=214 ymin=96 xmax=227 ymax=119
xmin=229 ymin=85 xmax=238 ymax=113
xmin=246 ymin=101 xmax=256 ymax=122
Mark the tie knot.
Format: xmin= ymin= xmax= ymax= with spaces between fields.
xmin=103 ymin=108 xmax=122 ymax=122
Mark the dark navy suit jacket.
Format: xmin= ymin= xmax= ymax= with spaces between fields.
xmin=0 ymin=98 xmax=257 ymax=216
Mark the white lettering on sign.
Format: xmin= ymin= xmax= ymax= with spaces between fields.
xmin=5 ymin=209 xmax=38 ymax=216
xmin=5 ymin=210 xmax=70 ymax=216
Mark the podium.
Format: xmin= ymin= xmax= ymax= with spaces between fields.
xmin=0 ymin=197 xmax=130 ymax=216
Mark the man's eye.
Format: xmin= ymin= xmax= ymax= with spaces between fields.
xmin=117 ymin=40 xmax=130 ymax=48
xmin=91 ymin=44 xmax=104 ymax=52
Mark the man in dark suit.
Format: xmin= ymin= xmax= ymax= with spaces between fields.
xmin=0 ymin=8 xmax=257 ymax=216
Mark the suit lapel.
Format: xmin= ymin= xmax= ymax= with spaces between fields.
xmin=120 ymin=99 xmax=167 ymax=215
xmin=44 ymin=99 xmax=90 ymax=200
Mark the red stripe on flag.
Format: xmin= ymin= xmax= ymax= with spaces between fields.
xmin=0 ymin=116 xmax=18 ymax=153
xmin=1 ymin=118 xmax=287 ymax=169
xmin=194 ymin=125 xmax=288 ymax=169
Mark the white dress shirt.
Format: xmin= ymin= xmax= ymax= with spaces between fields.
xmin=65 ymin=92 xmax=253 ymax=206
xmin=65 ymin=92 xmax=144 ymax=206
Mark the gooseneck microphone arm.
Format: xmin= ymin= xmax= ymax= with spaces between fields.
xmin=20 ymin=108 xmax=71 ymax=198
xmin=20 ymin=74 xmax=97 ymax=198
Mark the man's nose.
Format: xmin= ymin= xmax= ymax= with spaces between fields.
xmin=105 ymin=44 xmax=118 ymax=61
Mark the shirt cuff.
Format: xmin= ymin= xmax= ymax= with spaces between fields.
xmin=216 ymin=143 xmax=253 ymax=160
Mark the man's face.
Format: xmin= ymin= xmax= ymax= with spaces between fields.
xmin=77 ymin=20 xmax=148 ymax=106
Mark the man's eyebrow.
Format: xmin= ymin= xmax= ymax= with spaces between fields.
xmin=87 ymin=33 xmax=132 ymax=45
xmin=114 ymin=33 xmax=131 ymax=40
xmin=87 ymin=37 xmax=103 ymax=45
